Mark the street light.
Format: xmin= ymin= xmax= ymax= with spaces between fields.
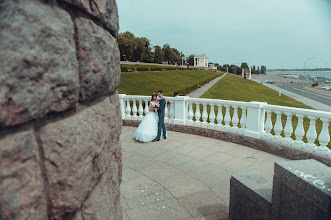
xmin=302 ymin=57 xmax=316 ymax=96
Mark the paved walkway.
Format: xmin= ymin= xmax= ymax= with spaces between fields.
xmin=251 ymin=77 xmax=331 ymax=112
xmin=187 ymin=73 xmax=227 ymax=98
xmin=121 ymin=126 xmax=287 ymax=220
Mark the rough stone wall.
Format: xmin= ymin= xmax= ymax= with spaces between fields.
xmin=0 ymin=0 xmax=122 ymax=219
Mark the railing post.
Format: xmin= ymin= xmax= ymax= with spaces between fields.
xmin=244 ymin=102 xmax=267 ymax=138
xmin=173 ymin=96 xmax=189 ymax=125
xmin=118 ymin=94 xmax=126 ymax=119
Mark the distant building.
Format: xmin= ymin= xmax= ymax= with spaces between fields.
xmin=208 ymin=63 xmax=217 ymax=70
xmin=194 ymin=53 xmax=208 ymax=68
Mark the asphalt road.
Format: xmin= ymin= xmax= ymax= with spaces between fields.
xmin=275 ymin=83 xmax=331 ymax=107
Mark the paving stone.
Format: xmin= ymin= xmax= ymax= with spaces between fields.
xmin=202 ymin=152 xmax=236 ymax=166
xmin=140 ymin=162 xmax=183 ymax=182
xmin=122 ymin=166 xmax=142 ymax=183
xmin=123 ymin=154 xmax=157 ymax=171
xmin=126 ymin=198 xmax=192 ymax=220
xmin=175 ymin=160 xmax=209 ymax=173
xmin=172 ymin=143 xmax=200 ymax=155
xmin=189 ymin=164 xmax=226 ymax=180
xmin=186 ymin=147 xmax=218 ymax=161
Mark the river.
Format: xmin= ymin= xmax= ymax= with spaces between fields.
xmin=267 ymin=70 xmax=331 ymax=79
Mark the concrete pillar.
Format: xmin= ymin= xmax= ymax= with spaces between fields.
xmin=242 ymin=68 xmax=244 ymax=77
xmin=173 ymin=96 xmax=189 ymax=125
xmin=244 ymin=101 xmax=267 ymax=138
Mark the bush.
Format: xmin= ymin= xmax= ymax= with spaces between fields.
xmin=150 ymin=67 xmax=163 ymax=71
xmin=137 ymin=68 xmax=150 ymax=71
xmin=121 ymin=67 xmax=134 ymax=72
xmin=312 ymin=82 xmax=318 ymax=86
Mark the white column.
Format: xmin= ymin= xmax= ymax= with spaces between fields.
xmin=273 ymin=111 xmax=283 ymax=142
xmin=144 ymin=99 xmax=149 ymax=116
xmin=164 ymin=101 xmax=169 ymax=123
xmin=231 ymin=106 xmax=239 ymax=133
xmin=194 ymin=102 xmax=201 ymax=126
xmin=208 ymin=103 xmax=216 ymax=129
xmin=173 ymin=96 xmax=188 ymax=125
xmin=282 ymin=112 xmax=293 ymax=145
xmin=169 ymin=100 xmax=175 ymax=123
xmin=125 ymin=100 xmax=132 ymax=119
xmin=263 ymin=109 xmax=273 ymax=139
xmin=242 ymin=68 xmax=244 ymax=78
xmin=216 ymin=104 xmax=223 ymax=129
xmin=201 ymin=103 xmax=208 ymax=127
xmin=138 ymin=99 xmax=144 ymax=120
xmin=249 ymin=67 xmax=252 ymax=79
xmin=304 ymin=116 xmax=317 ymax=152
xmin=244 ymin=102 xmax=267 ymax=138
xmin=239 ymin=107 xmax=247 ymax=134
xmin=132 ymin=100 xmax=138 ymax=120
xmin=223 ymin=105 xmax=231 ymax=131
xmin=187 ymin=102 xmax=194 ymax=125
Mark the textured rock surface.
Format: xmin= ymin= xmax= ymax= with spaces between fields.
xmin=0 ymin=0 xmax=79 ymax=127
xmin=75 ymin=17 xmax=120 ymax=101
xmin=0 ymin=130 xmax=47 ymax=220
xmin=39 ymin=96 xmax=122 ymax=219
xmin=62 ymin=0 xmax=119 ymax=36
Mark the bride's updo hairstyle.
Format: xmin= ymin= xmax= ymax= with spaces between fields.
xmin=151 ymin=93 xmax=157 ymax=101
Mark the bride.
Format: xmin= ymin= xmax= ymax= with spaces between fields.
xmin=133 ymin=93 xmax=167 ymax=142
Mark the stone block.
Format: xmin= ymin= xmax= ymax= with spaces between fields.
xmin=229 ymin=171 xmax=273 ymax=220
xmin=272 ymin=159 xmax=331 ymax=220
xmin=75 ymin=17 xmax=120 ymax=101
xmin=39 ymin=96 xmax=122 ymax=219
xmin=0 ymin=130 xmax=47 ymax=220
xmin=0 ymin=0 xmax=79 ymax=127
xmin=62 ymin=0 xmax=119 ymax=37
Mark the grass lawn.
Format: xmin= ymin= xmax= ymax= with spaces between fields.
xmin=200 ymin=74 xmax=312 ymax=109
xmin=199 ymin=74 xmax=330 ymax=148
xmin=118 ymin=70 xmax=221 ymax=97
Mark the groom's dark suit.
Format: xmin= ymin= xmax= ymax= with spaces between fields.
xmin=156 ymin=97 xmax=167 ymax=140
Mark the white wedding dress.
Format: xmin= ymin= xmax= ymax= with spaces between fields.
xmin=133 ymin=101 xmax=167 ymax=142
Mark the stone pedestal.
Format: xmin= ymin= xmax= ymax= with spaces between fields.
xmin=229 ymin=171 xmax=273 ymax=220
xmin=272 ymin=159 xmax=331 ymax=220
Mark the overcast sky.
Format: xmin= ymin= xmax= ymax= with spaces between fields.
xmin=117 ymin=0 xmax=331 ymax=69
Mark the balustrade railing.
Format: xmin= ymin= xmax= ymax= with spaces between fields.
xmin=119 ymin=94 xmax=331 ymax=157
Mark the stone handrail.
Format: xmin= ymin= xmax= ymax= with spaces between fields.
xmin=119 ymin=94 xmax=331 ymax=157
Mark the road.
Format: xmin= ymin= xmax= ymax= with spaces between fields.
xmin=275 ymin=83 xmax=331 ymax=107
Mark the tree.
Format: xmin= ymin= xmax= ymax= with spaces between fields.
xmin=241 ymin=62 xmax=249 ymax=73
xmin=261 ymin=66 xmax=267 ymax=74
xmin=118 ymin=31 xmax=135 ymax=61
xmin=187 ymin=54 xmax=194 ymax=66
xmin=154 ymin=46 xmax=164 ymax=63
xmin=162 ymin=44 xmax=172 ymax=62
xmin=132 ymin=37 xmax=145 ymax=62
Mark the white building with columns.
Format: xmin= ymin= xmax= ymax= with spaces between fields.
xmin=194 ymin=53 xmax=208 ymax=68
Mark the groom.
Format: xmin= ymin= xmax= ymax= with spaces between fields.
xmin=153 ymin=90 xmax=167 ymax=142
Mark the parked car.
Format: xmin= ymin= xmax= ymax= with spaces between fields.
xmin=325 ymin=80 xmax=330 ymax=84
xmin=264 ymin=80 xmax=274 ymax=84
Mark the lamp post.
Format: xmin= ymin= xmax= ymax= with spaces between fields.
xmin=302 ymin=57 xmax=316 ymax=96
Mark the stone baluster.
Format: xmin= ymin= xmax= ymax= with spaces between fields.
xmin=216 ymin=104 xmax=223 ymax=129
xmin=144 ymin=99 xmax=149 ymax=115
xmin=232 ymin=106 xmax=239 ymax=133
xmin=132 ymin=100 xmax=138 ymax=120
xmin=316 ymin=117 xmax=330 ymax=156
xmin=304 ymin=116 xmax=317 ymax=152
xmin=273 ymin=111 xmax=283 ymax=142
xmin=282 ymin=112 xmax=293 ymax=145
xmin=169 ymin=100 xmax=175 ymax=123
xmin=239 ymin=107 xmax=247 ymax=134
xmin=125 ymin=100 xmax=132 ymax=119
xmin=224 ymin=105 xmax=231 ymax=131
xmin=292 ymin=114 xmax=305 ymax=148
xmin=201 ymin=103 xmax=208 ymax=127
xmin=208 ymin=103 xmax=216 ymax=128
xmin=187 ymin=102 xmax=194 ymax=125
xmin=194 ymin=102 xmax=201 ymax=126
xmin=164 ymin=101 xmax=169 ymax=123
xmin=118 ymin=94 xmax=126 ymax=119
xmin=263 ymin=109 xmax=273 ymax=139
xmin=138 ymin=99 xmax=144 ymax=120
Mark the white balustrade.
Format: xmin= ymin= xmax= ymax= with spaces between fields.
xmin=132 ymin=100 xmax=138 ymax=120
xmin=223 ymin=105 xmax=231 ymax=131
xmin=273 ymin=111 xmax=283 ymax=142
xmin=292 ymin=114 xmax=305 ymax=149
xmin=263 ymin=109 xmax=273 ymax=139
xmin=201 ymin=103 xmax=208 ymax=127
xmin=144 ymin=99 xmax=149 ymax=115
xmin=125 ymin=100 xmax=131 ymax=119
xmin=239 ymin=107 xmax=247 ymax=134
xmin=208 ymin=103 xmax=216 ymax=129
xmin=187 ymin=102 xmax=194 ymax=125
xmin=316 ymin=117 xmax=330 ymax=156
xmin=231 ymin=106 xmax=239 ymax=133
xmin=119 ymin=94 xmax=331 ymax=158
xmin=304 ymin=116 xmax=317 ymax=152
xmin=194 ymin=102 xmax=201 ymax=126
xmin=215 ymin=104 xmax=224 ymax=129
xmin=282 ymin=112 xmax=293 ymax=145
xmin=138 ymin=99 xmax=144 ymax=120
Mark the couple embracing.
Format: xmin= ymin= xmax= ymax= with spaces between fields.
xmin=133 ymin=90 xmax=168 ymax=142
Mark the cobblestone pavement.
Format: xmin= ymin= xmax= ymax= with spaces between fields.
xmin=120 ymin=126 xmax=287 ymax=220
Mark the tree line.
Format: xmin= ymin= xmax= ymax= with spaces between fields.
xmin=218 ymin=63 xmax=266 ymax=75
xmin=118 ymin=32 xmax=183 ymax=65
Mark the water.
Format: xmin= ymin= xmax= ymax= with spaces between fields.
xmin=267 ymin=70 xmax=331 ymax=79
